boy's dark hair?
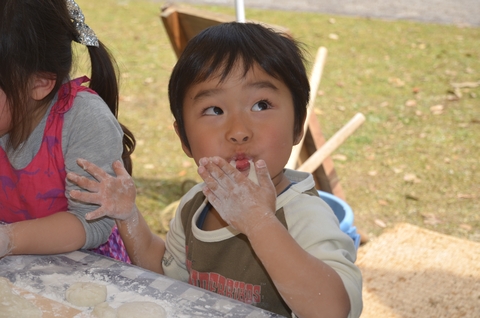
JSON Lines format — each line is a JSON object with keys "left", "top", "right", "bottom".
{"left": 0, "top": 0, "right": 135, "bottom": 174}
{"left": 169, "top": 22, "right": 310, "bottom": 152}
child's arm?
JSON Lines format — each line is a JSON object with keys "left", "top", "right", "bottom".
{"left": 0, "top": 213, "right": 86, "bottom": 257}
{"left": 68, "top": 159, "right": 166, "bottom": 274}
{"left": 198, "top": 157, "right": 352, "bottom": 318}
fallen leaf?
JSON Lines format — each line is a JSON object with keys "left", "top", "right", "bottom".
{"left": 450, "top": 81, "right": 480, "bottom": 88}
{"left": 182, "top": 160, "right": 193, "bottom": 168}
{"left": 328, "top": 33, "right": 339, "bottom": 40}
{"left": 405, "top": 99, "right": 417, "bottom": 107}
{"left": 430, "top": 104, "right": 444, "bottom": 115}
{"left": 388, "top": 77, "right": 405, "bottom": 87}
{"left": 393, "top": 168, "right": 403, "bottom": 174}
{"left": 404, "top": 173, "right": 421, "bottom": 183}
{"left": 178, "top": 170, "right": 187, "bottom": 177}
{"left": 368, "top": 170, "right": 378, "bottom": 176}
{"left": 421, "top": 213, "right": 442, "bottom": 225}
{"left": 378, "top": 200, "right": 388, "bottom": 206}
{"left": 374, "top": 219, "right": 387, "bottom": 228}
{"left": 144, "top": 164, "right": 155, "bottom": 170}
{"left": 459, "top": 224, "right": 472, "bottom": 231}
{"left": 457, "top": 193, "right": 474, "bottom": 199}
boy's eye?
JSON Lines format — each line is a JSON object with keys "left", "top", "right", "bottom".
{"left": 252, "top": 100, "right": 271, "bottom": 112}
{"left": 203, "top": 106, "right": 224, "bottom": 115}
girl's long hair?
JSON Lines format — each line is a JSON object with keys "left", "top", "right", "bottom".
{"left": 0, "top": 0, "right": 135, "bottom": 174}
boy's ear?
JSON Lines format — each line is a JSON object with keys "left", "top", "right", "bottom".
{"left": 173, "top": 121, "right": 193, "bottom": 158}
{"left": 30, "top": 75, "right": 56, "bottom": 101}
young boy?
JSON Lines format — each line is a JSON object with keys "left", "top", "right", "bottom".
{"left": 68, "top": 22, "right": 363, "bottom": 317}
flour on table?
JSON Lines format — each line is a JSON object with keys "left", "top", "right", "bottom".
{"left": 116, "top": 301, "right": 167, "bottom": 318}
{"left": 66, "top": 282, "right": 107, "bottom": 307}
{"left": 0, "top": 277, "right": 42, "bottom": 318}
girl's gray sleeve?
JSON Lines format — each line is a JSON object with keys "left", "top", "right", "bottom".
{"left": 63, "top": 92, "right": 124, "bottom": 249}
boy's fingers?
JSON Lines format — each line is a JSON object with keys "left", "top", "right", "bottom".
{"left": 255, "top": 160, "right": 272, "bottom": 186}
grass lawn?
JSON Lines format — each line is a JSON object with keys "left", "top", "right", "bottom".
{"left": 76, "top": 0, "right": 480, "bottom": 242}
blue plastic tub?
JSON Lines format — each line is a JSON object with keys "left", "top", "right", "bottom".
{"left": 318, "top": 191, "right": 361, "bottom": 249}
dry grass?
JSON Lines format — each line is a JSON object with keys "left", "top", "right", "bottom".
{"left": 76, "top": 0, "right": 480, "bottom": 242}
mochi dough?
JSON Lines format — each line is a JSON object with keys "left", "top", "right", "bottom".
{"left": 230, "top": 160, "right": 259, "bottom": 185}
{"left": 92, "top": 302, "right": 116, "bottom": 318}
{"left": 117, "top": 301, "right": 167, "bottom": 318}
{"left": 0, "top": 277, "right": 42, "bottom": 318}
{"left": 247, "top": 160, "right": 259, "bottom": 185}
{"left": 65, "top": 282, "right": 107, "bottom": 307}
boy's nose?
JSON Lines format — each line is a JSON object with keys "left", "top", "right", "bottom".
{"left": 230, "top": 135, "right": 249, "bottom": 143}
{"left": 227, "top": 117, "right": 251, "bottom": 144}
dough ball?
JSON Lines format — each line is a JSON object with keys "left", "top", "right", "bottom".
{"left": 92, "top": 302, "right": 116, "bottom": 318}
{"left": 247, "top": 160, "right": 259, "bottom": 185}
{"left": 0, "top": 277, "right": 42, "bottom": 318}
{"left": 65, "top": 282, "right": 107, "bottom": 307}
{"left": 117, "top": 301, "right": 167, "bottom": 318}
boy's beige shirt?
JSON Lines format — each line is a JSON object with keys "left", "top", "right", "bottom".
{"left": 163, "top": 169, "right": 363, "bottom": 317}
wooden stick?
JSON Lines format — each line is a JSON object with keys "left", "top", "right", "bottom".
{"left": 286, "top": 46, "right": 328, "bottom": 169}
{"left": 297, "top": 113, "right": 366, "bottom": 174}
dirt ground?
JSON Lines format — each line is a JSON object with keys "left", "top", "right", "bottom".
{"left": 356, "top": 223, "right": 480, "bottom": 317}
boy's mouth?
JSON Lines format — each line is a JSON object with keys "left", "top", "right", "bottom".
{"left": 230, "top": 157, "right": 251, "bottom": 172}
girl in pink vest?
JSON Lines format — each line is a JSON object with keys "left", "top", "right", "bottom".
{"left": 0, "top": 0, "right": 135, "bottom": 263}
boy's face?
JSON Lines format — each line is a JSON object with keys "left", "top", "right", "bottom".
{"left": 177, "top": 62, "right": 302, "bottom": 189}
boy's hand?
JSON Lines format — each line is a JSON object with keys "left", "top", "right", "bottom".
{"left": 67, "top": 159, "right": 137, "bottom": 221}
{"left": 197, "top": 157, "right": 277, "bottom": 237}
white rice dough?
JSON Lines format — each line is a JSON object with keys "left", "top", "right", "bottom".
{"left": 116, "top": 301, "right": 167, "bottom": 318}
{"left": 247, "top": 160, "right": 259, "bottom": 185}
{"left": 92, "top": 302, "right": 117, "bottom": 318}
{"left": 0, "top": 277, "right": 42, "bottom": 318}
{"left": 65, "top": 282, "right": 107, "bottom": 307}
{"left": 230, "top": 160, "right": 259, "bottom": 185}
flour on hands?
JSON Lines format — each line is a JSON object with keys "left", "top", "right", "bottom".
{"left": 198, "top": 157, "right": 276, "bottom": 237}
{"left": 67, "top": 159, "right": 137, "bottom": 221}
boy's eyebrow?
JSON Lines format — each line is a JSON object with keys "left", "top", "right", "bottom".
{"left": 193, "top": 80, "right": 279, "bottom": 100}
{"left": 248, "top": 80, "right": 279, "bottom": 91}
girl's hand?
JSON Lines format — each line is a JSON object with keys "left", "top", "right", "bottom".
{"left": 0, "top": 224, "right": 12, "bottom": 258}
{"left": 197, "top": 157, "right": 277, "bottom": 237}
{"left": 67, "top": 159, "right": 137, "bottom": 221}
